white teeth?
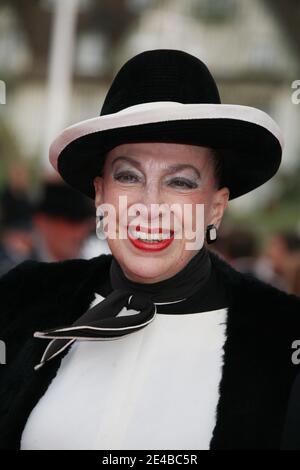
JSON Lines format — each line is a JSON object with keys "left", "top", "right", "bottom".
{"left": 128, "top": 227, "right": 172, "bottom": 242}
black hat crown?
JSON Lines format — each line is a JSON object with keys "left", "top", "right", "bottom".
{"left": 51, "top": 48, "right": 282, "bottom": 202}
{"left": 101, "top": 49, "right": 221, "bottom": 116}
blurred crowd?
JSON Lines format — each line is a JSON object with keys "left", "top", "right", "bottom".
{"left": 1, "top": 168, "right": 300, "bottom": 298}
{"left": 211, "top": 226, "right": 300, "bottom": 296}
{"left": 0, "top": 166, "right": 110, "bottom": 277}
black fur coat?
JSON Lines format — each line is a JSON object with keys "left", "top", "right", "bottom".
{"left": 0, "top": 250, "right": 300, "bottom": 450}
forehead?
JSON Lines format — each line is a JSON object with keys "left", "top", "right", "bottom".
{"left": 104, "top": 142, "right": 213, "bottom": 169}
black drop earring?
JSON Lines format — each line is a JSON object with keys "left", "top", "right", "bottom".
{"left": 206, "top": 224, "right": 217, "bottom": 244}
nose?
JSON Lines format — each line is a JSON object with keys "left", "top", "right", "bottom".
{"left": 135, "top": 182, "right": 168, "bottom": 227}
{"left": 138, "top": 179, "right": 163, "bottom": 211}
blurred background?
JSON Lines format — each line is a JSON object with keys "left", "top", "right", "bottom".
{"left": 0, "top": 0, "right": 300, "bottom": 295}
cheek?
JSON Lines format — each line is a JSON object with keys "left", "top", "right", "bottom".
{"left": 102, "top": 180, "right": 138, "bottom": 204}
{"left": 180, "top": 190, "right": 214, "bottom": 231}
{"left": 102, "top": 183, "right": 144, "bottom": 227}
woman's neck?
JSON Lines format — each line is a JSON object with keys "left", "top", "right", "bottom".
{"left": 109, "top": 246, "right": 212, "bottom": 303}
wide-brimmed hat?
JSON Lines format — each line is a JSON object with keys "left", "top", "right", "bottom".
{"left": 49, "top": 49, "right": 283, "bottom": 200}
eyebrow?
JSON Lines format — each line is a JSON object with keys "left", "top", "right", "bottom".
{"left": 111, "top": 156, "right": 142, "bottom": 170}
{"left": 111, "top": 156, "right": 201, "bottom": 178}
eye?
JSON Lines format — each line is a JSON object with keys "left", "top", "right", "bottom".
{"left": 167, "top": 177, "right": 199, "bottom": 189}
{"left": 114, "top": 171, "right": 142, "bottom": 184}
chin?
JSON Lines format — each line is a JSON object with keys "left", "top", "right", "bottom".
{"left": 111, "top": 247, "right": 173, "bottom": 284}
{"left": 109, "top": 237, "right": 187, "bottom": 282}
{"left": 124, "top": 256, "right": 172, "bottom": 283}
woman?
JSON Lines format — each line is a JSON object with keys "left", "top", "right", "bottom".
{"left": 1, "top": 49, "right": 300, "bottom": 450}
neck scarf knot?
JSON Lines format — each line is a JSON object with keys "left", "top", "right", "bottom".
{"left": 34, "top": 246, "right": 211, "bottom": 370}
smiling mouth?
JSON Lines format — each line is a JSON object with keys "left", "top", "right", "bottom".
{"left": 127, "top": 225, "right": 174, "bottom": 242}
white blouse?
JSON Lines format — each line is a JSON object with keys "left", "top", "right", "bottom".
{"left": 21, "top": 293, "right": 227, "bottom": 450}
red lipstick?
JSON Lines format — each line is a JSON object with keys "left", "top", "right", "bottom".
{"left": 127, "top": 225, "right": 174, "bottom": 252}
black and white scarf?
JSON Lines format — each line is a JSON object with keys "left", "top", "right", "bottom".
{"left": 33, "top": 246, "right": 225, "bottom": 370}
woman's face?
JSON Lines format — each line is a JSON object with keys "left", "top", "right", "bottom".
{"left": 94, "top": 142, "right": 229, "bottom": 283}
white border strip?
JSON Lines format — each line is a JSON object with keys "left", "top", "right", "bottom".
{"left": 34, "top": 338, "right": 76, "bottom": 370}
{"left": 49, "top": 101, "right": 284, "bottom": 171}
{"left": 33, "top": 310, "right": 156, "bottom": 337}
